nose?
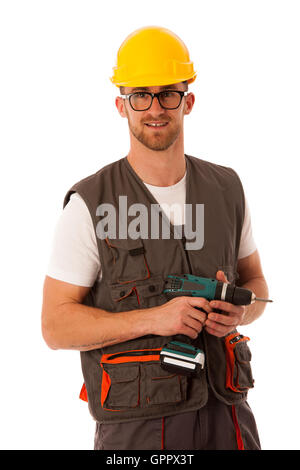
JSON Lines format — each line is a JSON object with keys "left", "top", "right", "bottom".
{"left": 149, "top": 95, "right": 164, "bottom": 112}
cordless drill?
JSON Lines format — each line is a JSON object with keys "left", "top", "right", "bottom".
{"left": 160, "top": 274, "right": 272, "bottom": 377}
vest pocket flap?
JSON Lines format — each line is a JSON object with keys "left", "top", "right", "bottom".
{"left": 106, "top": 364, "right": 139, "bottom": 383}
{"left": 135, "top": 275, "right": 165, "bottom": 299}
{"left": 234, "top": 342, "right": 252, "bottom": 363}
{"left": 109, "top": 275, "right": 165, "bottom": 304}
{"left": 110, "top": 283, "right": 136, "bottom": 301}
{"left": 106, "top": 237, "right": 144, "bottom": 252}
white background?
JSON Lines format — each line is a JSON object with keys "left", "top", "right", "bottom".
{"left": 0, "top": 0, "right": 299, "bottom": 450}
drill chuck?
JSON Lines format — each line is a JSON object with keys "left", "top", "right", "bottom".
{"left": 215, "top": 282, "right": 254, "bottom": 305}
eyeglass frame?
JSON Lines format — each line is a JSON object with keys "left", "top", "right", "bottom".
{"left": 120, "top": 90, "right": 189, "bottom": 111}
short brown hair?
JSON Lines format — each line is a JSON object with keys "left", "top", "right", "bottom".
{"left": 119, "top": 81, "right": 188, "bottom": 95}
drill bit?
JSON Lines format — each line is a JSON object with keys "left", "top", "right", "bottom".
{"left": 250, "top": 292, "right": 273, "bottom": 304}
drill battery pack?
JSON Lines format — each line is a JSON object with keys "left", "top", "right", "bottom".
{"left": 160, "top": 340, "right": 205, "bottom": 377}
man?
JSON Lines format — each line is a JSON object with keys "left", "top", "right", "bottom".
{"left": 42, "top": 26, "right": 269, "bottom": 450}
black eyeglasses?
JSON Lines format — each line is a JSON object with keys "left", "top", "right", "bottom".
{"left": 120, "top": 90, "right": 189, "bottom": 111}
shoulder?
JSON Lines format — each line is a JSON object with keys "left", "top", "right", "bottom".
{"left": 186, "top": 155, "right": 238, "bottom": 182}
{"left": 63, "top": 157, "right": 125, "bottom": 208}
{"left": 186, "top": 154, "right": 242, "bottom": 187}
{"left": 70, "top": 157, "right": 125, "bottom": 191}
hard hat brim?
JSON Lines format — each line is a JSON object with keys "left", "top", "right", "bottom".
{"left": 110, "top": 73, "right": 197, "bottom": 88}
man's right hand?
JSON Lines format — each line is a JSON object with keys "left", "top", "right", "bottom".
{"left": 150, "top": 297, "right": 213, "bottom": 339}
{"left": 42, "top": 276, "right": 212, "bottom": 351}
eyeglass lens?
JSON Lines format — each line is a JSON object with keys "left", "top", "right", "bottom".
{"left": 130, "top": 91, "right": 183, "bottom": 111}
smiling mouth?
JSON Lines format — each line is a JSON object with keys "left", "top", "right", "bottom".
{"left": 145, "top": 122, "right": 168, "bottom": 128}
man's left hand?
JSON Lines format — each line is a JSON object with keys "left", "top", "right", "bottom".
{"left": 204, "top": 270, "right": 246, "bottom": 337}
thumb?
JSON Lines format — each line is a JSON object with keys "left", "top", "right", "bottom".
{"left": 216, "top": 270, "right": 229, "bottom": 284}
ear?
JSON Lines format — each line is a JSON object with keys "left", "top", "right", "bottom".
{"left": 115, "top": 96, "right": 127, "bottom": 118}
{"left": 184, "top": 92, "right": 195, "bottom": 116}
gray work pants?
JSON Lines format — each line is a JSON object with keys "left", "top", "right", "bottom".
{"left": 94, "top": 389, "right": 260, "bottom": 450}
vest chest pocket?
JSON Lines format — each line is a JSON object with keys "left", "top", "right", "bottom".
{"left": 104, "top": 237, "right": 150, "bottom": 283}
{"left": 109, "top": 275, "right": 166, "bottom": 310}
{"left": 225, "top": 333, "right": 254, "bottom": 393}
{"left": 100, "top": 349, "right": 187, "bottom": 411}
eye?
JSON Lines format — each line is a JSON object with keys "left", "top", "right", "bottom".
{"left": 135, "top": 92, "right": 147, "bottom": 98}
{"left": 161, "top": 91, "right": 175, "bottom": 98}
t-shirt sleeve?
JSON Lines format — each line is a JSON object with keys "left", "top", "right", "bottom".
{"left": 238, "top": 197, "right": 257, "bottom": 259}
{"left": 46, "top": 192, "right": 101, "bottom": 286}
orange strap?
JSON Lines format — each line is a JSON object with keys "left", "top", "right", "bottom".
{"left": 161, "top": 417, "right": 165, "bottom": 450}
{"left": 232, "top": 405, "right": 245, "bottom": 450}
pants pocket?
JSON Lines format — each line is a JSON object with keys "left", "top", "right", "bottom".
{"left": 225, "top": 333, "right": 254, "bottom": 393}
{"left": 100, "top": 348, "right": 187, "bottom": 412}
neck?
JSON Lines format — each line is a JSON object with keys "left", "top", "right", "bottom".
{"left": 126, "top": 133, "right": 186, "bottom": 187}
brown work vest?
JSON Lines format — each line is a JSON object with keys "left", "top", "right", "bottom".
{"left": 63, "top": 154, "right": 254, "bottom": 424}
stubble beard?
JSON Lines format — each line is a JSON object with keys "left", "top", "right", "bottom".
{"left": 127, "top": 114, "right": 181, "bottom": 152}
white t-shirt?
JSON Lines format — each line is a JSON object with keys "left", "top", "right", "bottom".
{"left": 47, "top": 172, "right": 257, "bottom": 287}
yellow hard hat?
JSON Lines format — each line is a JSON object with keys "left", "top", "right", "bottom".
{"left": 110, "top": 26, "right": 197, "bottom": 87}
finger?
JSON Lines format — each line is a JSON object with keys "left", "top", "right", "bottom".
{"left": 207, "top": 312, "right": 239, "bottom": 327}
{"left": 181, "top": 324, "right": 201, "bottom": 339}
{"left": 205, "top": 319, "right": 229, "bottom": 335}
{"left": 184, "top": 316, "right": 204, "bottom": 334}
{"left": 209, "top": 300, "right": 244, "bottom": 315}
{"left": 188, "top": 307, "right": 207, "bottom": 324}
{"left": 215, "top": 270, "right": 229, "bottom": 284}
{"left": 187, "top": 297, "right": 213, "bottom": 313}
